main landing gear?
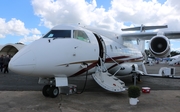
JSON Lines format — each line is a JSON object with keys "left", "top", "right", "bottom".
{"left": 42, "top": 85, "right": 59, "bottom": 98}
{"left": 132, "top": 73, "right": 141, "bottom": 85}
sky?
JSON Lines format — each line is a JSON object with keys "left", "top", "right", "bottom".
{"left": 0, "top": 0, "right": 180, "bottom": 51}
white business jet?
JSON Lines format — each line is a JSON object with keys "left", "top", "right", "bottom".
{"left": 169, "top": 54, "right": 180, "bottom": 65}
{"left": 9, "top": 24, "right": 180, "bottom": 98}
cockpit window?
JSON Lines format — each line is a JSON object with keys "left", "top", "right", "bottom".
{"left": 73, "top": 30, "right": 90, "bottom": 43}
{"left": 43, "top": 30, "right": 71, "bottom": 38}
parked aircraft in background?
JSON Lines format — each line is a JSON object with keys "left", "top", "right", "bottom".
{"left": 8, "top": 24, "right": 180, "bottom": 98}
{"left": 169, "top": 54, "right": 180, "bottom": 65}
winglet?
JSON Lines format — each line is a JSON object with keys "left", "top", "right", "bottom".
{"left": 121, "top": 24, "right": 168, "bottom": 32}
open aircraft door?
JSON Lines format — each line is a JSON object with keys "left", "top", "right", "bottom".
{"left": 92, "top": 33, "right": 126, "bottom": 92}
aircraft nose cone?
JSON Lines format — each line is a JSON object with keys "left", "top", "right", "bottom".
{"left": 9, "top": 50, "right": 36, "bottom": 75}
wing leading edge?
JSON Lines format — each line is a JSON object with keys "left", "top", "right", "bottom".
{"left": 121, "top": 24, "right": 168, "bottom": 32}
{"left": 121, "top": 31, "right": 180, "bottom": 40}
{"left": 121, "top": 25, "right": 180, "bottom": 40}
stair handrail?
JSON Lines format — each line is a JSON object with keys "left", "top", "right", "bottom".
{"left": 106, "top": 54, "right": 122, "bottom": 76}
{"left": 97, "top": 56, "right": 108, "bottom": 72}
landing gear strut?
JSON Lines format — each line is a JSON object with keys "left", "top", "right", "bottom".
{"left": 42, "top": 85, "right": 59, "bottom": 98}
{"left": 132, "top": 73, "right": 141, "bottom": 85}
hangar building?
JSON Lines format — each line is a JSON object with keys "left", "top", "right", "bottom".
{"left": 0, "top": 43, "right": 25, "bottom": 57}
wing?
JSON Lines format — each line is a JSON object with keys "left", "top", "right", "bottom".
{"left": 121, "top": 24, "right": 168, "bottom": 32}
{"left": 121, "top": 31, "right": 180, "bottom": 40}
{"left": 84, "top": 25, "right": 180, "bottom": 58}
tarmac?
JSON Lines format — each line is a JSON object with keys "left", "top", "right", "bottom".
{"left": 0, "top": 90, "right": 180, "bottom": 112}
{"left": 0, "top": 63, "right": 180, "bottom": 112}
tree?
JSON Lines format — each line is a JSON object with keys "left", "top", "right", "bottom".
{"left": 170, "top": 51, "right": 180, "bottom": 57}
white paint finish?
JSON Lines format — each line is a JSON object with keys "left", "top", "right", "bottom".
{"left": 9, "top": 24, "right": 143, "bottom": 77}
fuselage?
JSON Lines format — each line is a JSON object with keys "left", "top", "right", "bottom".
{"left": 9, "top": 24, "right": 143, "bottom": 77}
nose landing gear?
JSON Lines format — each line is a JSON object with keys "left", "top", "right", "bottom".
{"left": 42, "top": 85, "right": 59, "bottom": 98}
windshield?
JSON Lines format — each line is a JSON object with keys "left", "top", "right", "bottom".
{"left": 43, "top": 30, "right": 71, "bottom": 38}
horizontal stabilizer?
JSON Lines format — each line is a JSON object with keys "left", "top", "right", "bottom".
{"left": 121, "top": 24, "right": 168, "bottom": 32}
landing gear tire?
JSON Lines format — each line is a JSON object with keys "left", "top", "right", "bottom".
{"left": 42, "top": 85, "right": 50, "bottom": 97}
{"left": 49, "top": 86, "right": 59, "bottom": 98}
{"left": 42, "top": 85, "right": 59, "bottom": 98}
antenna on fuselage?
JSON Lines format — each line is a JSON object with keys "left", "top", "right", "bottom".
{"left": 121, "top": 24, "right": 168, "bottom": 32}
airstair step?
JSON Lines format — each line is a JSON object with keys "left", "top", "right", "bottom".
{"left": 92, "top": 72, "right": 126, "bottom": 92}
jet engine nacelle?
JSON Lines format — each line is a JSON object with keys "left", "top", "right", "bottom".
{"left": 109, "top": 63, "right": 136, "bottom": 76}
{"left": 149, "top": 34, "right": 170, "bottom": 58}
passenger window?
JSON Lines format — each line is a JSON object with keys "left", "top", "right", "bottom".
{"left": 43, "top": 30, "right": 71, "bottom": 38}
{"left": 73, "top": 30, "right": 90, "bottom": 42}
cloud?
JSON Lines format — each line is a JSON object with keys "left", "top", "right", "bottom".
{"left": 1, "top": 0, "right": 180, "bottom": 45}
{"left": 0, "top": 18, "right": 29, "bottom": 38}
{"left": 31, "top": 0, "right": 125, "bottom": 31}
{"left": 171, "top": 47, "right": 180, "bottom": 51}
{"left": 18, "top": 28, "right": 42, "bottom": 44}
{"left": 19, "top": 34, "right": 42, "bottom": 44}
{"left": 32, "top": 0, "right": 97, "bottom": 28}
{"left": 0, "top": 18, "right": 42, "bottom": 44}
{"left": 30, "top": 28, "right": 41, "bottom": 35}
{"left": 31, "top": 0, "right": 180, "bottom": 31}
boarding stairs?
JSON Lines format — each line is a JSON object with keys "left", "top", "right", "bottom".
{"left": 92, "top": 56, "right": 126, "bottom": 92}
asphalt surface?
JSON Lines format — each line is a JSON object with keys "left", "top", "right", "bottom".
{"left": 0, "top": 63, "right": 179, "bottom": 91}
{"left": 0, "top": 63, "right": 180, "bottom": 112}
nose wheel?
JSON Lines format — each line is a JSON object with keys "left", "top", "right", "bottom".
{"left": 42, "top": 85, "right": 59, "bottom": 98}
